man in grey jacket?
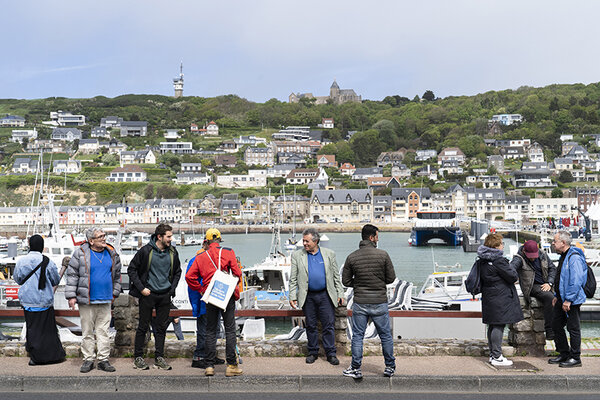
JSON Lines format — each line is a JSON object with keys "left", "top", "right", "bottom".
{"left": 66, "top": 228, "right": 122, "bottom": 373}
{"left": 342, "top": 224, "right": 396, "bottom": 379}
{"left": 289, "top": 228, "right": 344, "bottom": 365}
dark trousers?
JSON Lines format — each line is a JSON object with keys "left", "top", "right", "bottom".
{"left": 134, "top": 292, "right": 171, "bottom": 358}
{"left": 206, "top": 298, "right": 237, "bottom": 366}
{"left": 24, "top": 308, "right": 66, "bottom": 365}
{"left": 530, "top": 284, "right": 555, "bottom": 334}
{"left": 302, "top": 289, "right": 336, "bottom": 357}
{"left": 552, "top": 300, "right": 581, "bottom": 360}
{"left": 193, "top": 313, "right": 207, "bottom": 359}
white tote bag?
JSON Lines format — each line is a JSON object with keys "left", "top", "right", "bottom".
{"left": 201, "top": 248, "right": 239, "bottom": 310}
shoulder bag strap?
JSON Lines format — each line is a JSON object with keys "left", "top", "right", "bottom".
{"left": 21, "top": 256, "right": 50, "bottom": 289}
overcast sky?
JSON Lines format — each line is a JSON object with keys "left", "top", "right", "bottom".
{"left": 1, "top": 1, "right": 599, "bottom": 102}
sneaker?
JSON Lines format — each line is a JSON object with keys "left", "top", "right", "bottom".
{"left": 80, "top": 360, "right": 95, "bottom": 373}
{"left": 490, "top": 355, "right": 513, "bottom": 366}
{"left": 191, "top": 358, "right": 209, "bottom": 369}
{"left": 383, "top": 366, "right": 395, "bottom": 377}
{"left": 98, "top": 360, "right": 116, "bottom": 372}
{"left": 343, "top": 366, "right": 363, "bottom": 379}
{"left": 327, "top": 355, "right": 340, "bottom": 365}
{"left": 305, "top": 354, "right": 318, "bottom": 364}
{"left": 225, "top": 364, "right": 243, "bottom": 377}
{"left": 133, "top": 357, "right": 149, "bottom": 370}
{"left": 153, "top": 357, "right": 172, "bottom": 370}
{"left": 215, "top": 357, "right": 226, "bottom": 365}
{"left": 205, "top": 367, "right": 215, "bottom": 376}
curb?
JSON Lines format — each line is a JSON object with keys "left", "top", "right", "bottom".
{"left": 2, "top": 375, "right": 600, "bottom": 393}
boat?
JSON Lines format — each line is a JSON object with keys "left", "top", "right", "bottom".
{"left": 410, "top": 211, "right": 462, "bottom": 247}
{"left": 242, "top": 215, "right": 292, "bottom": 309}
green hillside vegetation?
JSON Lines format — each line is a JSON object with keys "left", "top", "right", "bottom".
{"left": 1, "top": 82, "right": 600, "bottom": 205}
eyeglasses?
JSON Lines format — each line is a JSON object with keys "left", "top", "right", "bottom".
{"left": 93, "top": 234, "right": 106, "bottom": 240}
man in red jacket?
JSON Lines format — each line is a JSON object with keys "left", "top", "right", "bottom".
{"left": 186, "top": 228, "right": 243, "bottom": 377}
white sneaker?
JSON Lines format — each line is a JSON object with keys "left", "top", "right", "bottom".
{"left": 490, "top": 355, "right": 513, "bottom": 366}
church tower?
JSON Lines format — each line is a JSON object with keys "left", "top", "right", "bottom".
{"left": 173, "top": 62, "right": 184, "bottom": 98}
{"left": 329, "top": 79, "right": 340, "bottom": 103}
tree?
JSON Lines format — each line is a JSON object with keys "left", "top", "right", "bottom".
{"left": 551, "top": 188, "right": 563, "bottom": 198}
{"left": 372, "top": 119, "right": 397, "bottom": 149}
{"left": 156, "top": 185, "right": 178, "bottom": 199}
{"left": 422, "top": 90, "right": 436, "bottom": 102}
{"left": 558, "top": 170, "right": 574, "bottom": 183}
{"left": 144, "top": 184, "right": 155, "bottom": 199}
{"left": 350, "top": 129, "right": 385, "bottom": 167}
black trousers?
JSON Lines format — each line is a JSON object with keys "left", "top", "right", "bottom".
{"left": 552, "top": 300, "right": 581, "bottom": 360}
{"left": 530, "top": 284, "right": 555, "bottom": 334}
{"left": 24, "top": 308, "right": 66, "bottom": 364}
{"left": 134, "top": 292, "right": 171, "bottom": 358}
{"left": 205, "top": 297, "right": 237, "bottom": 366}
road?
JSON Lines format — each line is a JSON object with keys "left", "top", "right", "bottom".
{"left": 5, "top": 394, "right": 600, "bottom": 400}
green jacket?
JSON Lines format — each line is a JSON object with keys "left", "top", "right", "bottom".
{"left": 289, "top": 247, "right": 344, "bottom": 308}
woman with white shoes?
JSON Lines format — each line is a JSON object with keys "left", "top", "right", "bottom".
{"left": 477, "top": 233, "right": 523, "bottom": 366}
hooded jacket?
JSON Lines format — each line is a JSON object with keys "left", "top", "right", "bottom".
{"left": 510, "top": 245, "right": 556, "bottom": 303}
{"left": 14, "top": 251, "right": 61, "bottom": 308}
{"left": 342, "top": 240, "right": 396, "bottom": 304}
{"left": 65, "top": 242, "right": 122, "bottom": 304}
{"left": 558, "top": 246, "right": 587, "bottom": 305}
{"left": 477, "top": 245, "right": 524, "bottom": 325}
{"left": 127, "top": 235, "right": 181, "bottom": 298}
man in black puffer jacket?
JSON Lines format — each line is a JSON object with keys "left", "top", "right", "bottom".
{"left": 342, "top": 224, "right": 396, "bottom": 380}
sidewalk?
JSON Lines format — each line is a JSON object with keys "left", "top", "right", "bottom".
{"left": 2, "top": 356, "right": 600, "bottom": 393}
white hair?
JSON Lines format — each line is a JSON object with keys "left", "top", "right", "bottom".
{"left": 557, "top": 230, "right": 572, "bottom": 246}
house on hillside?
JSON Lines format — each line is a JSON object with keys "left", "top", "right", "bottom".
{"left": 317, "top": 154, "right": 337, "bottom": 168}
{"left": 52, "top": 127, "right": 82, "bottom": 141}
{"left": 107, "top": 165, "right": 147, "bottom": 182}
{"left": 120, "top": 121, "right": 147, "bottom": 137}
{"left": 53, "top": 160, "right": 81, "bottom": 174}
{"left": 437, "top": 148, "right": 465, "bottom": 165}
{"left": 215, "top": 155, "right": 237, "bottom": 168}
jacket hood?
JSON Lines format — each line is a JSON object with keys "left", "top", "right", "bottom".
{"left": 149, "top": 234, "right": 162, "bottom": 251}
{"left": 568, "top": 245, "right": 585, "bottom": 259}
{"left": 477, "top": 245, "right": 504, "bottom": 260}
{"left": 358, "top": 240, "right": 377, "bottom": 249}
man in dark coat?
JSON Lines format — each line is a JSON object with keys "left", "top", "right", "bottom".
{"left": 510, "top": 240, "right": 556, "bottom": 340}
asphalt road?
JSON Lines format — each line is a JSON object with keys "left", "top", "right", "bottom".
{"left": 5, "top": 394, "right": 600, "bottom": 400}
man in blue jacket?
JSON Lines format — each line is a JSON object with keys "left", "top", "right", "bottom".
{"left": 549, "top": 231, "right": 587, "bottom": 368}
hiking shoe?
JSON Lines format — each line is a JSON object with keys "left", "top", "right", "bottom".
{"left": 225, "top": 364, "right": 243, "bottom": 377}
{"left": 490, "top": 355, "right": 513, "bottom": 366}
{"left": 153, "top": 357, "right": 172, "bottom": 370}
{"left": 383, "top": 366, "right": 395, "bottom": 377}
{"left": 80, "top": 360, "right": 95, "bottom": 373}
{"left": 215, "top": 357, "right": 225, "bottom": 365}
{"left": 133, "top": 357, "right": 149, "bottom": 370}
{"left": 327, "top": 355, "right": 340, "bottom": 365}
{"left": 98, "top": 360, "right": 116, "bottom": 372}
{"left": 205, "top": 367, "right": 215, "bottom": 376}
{"left": 191, "top": 358, "right": 209, "bottom": 369}
{"left": 305, "top": 354, "right": 318, "bottom": 364}
{"left": 343, "top": 366, "right": 363, "bottom": 379}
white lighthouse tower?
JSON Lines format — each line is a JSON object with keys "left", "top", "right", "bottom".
{"left": 173, "top": 62, "right": 184, "bottom": 98}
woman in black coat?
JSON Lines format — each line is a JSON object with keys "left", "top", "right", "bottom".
{"left": 477, "top": 233, "right": 523, "bottom": 366}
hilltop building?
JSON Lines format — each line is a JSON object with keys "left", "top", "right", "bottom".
{"left": 289, "top": 79, "right": 361, "bottom": 105}
{"left": 173, "top": 62, "right": 184, "bottom": 98}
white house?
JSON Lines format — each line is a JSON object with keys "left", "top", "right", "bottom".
{"left": 78, "top": 139, "right": 100, "bottom": 154}
{"left": 1, "top": 115, "right": 26, "bottom": 127}
{"left": 107, "top": 165, "right": 147, "bottom": 182}
{"left": 52, "top": 127, "right": 82, "bottom": 141}
{"left": 10, "top": 128, "right": 37, "bottom": 143}
{"left": 120, "top": 150, "right": 156, "bottom": 166}
{"left": 49, "top": 111, "right": 86, "bottom": 126}
{"left": 416, "top": 149, "right": 437, "bottom": 162}
{"left": 489, "top": 114, "right": 523, "bottom": 126}
{"left": 100, "top": 116, "right": 123, "bottom": 128}
{"left": 321, "top": 118, "right": 334, "bottom": 129}
{"left": 437, "top": 148, "right": 465, "bottom": 165}
{"left": 164, "top": 129, "right": 181, "bottom": 140}
{"left": 181, "top": 163, "right": 202, "bottom": 173}
{"left": 527, "top": 142, "right": 544, "bottom": 163}
{"left": 53, "top": 160, "right": 82, "bottom": 174}
{"left": 120, "top": 121, "right": 148, "bottom": 137}
{"left": 216, "top": 170, "right": 267, "bottom": 188}
{"left": 12, "top": 158, "right": 38, "bottom": 174}
{"left": 175, "top": 172, "right": 212, "bottom": 185}
{"left": 206, "top": 121, "right": 219, "bottom": 136}
{"left": 286, "top": 168, "right": 328, "bottom": 185}
{"left": 160, "top": 142, "right": 193, "bottom": 155}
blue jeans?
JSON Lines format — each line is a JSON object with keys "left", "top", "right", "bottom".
{"left": 193, "top": 313, "right": 207, "bottom": 359}
{"left": 351, "top": 302, "right": 395, "bottom": 369}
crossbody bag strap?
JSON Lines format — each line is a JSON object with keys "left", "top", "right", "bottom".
{"left": 21, "top": 256, "right": 50, "bottom": 288}
{"left": 205, "top": 248, "right": 224, "bottom": 271}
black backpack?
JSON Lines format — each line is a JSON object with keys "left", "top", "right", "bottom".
{"left": 465, "top": 259, "right": 485, "bottom": 296}
{"left": 583, "top": 266, "right": 597, "bottom": 299}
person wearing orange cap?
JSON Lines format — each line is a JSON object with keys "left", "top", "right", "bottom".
{"left": 186, "top": 228, "right": 243, "bottom": 377}
{"left": 509, "top": 239, "right": 557, "bottom": 340}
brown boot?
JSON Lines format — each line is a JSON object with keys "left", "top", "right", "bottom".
{"left": 225, "top": 364, "right": 243, "bottom": 377}
{"left": 205, "top": 367, "right": 214, "bottom": 376}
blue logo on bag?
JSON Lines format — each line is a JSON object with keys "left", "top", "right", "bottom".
{"left": 211, "top": 281, "right": 229, "bottom": 302}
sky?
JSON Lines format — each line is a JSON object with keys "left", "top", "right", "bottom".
{"left": 1, "top": 0, "right": 599, "bottom": 102}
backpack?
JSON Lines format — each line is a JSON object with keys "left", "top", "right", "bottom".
{"left": 583, "top": 266, "right": 597, "bottom": 299}
{"left": 465, "top": 259, "right": 484, "bottom": 296}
